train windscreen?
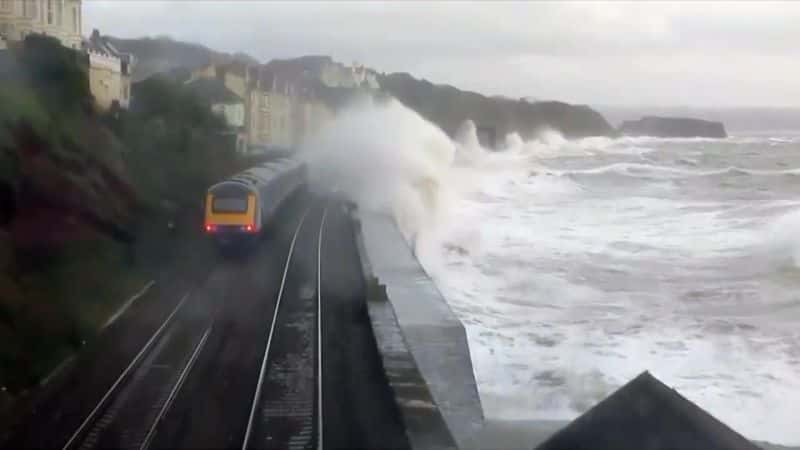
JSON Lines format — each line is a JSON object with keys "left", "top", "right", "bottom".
{"left": 212, "top": 197, "right": 248, "bottom": 213}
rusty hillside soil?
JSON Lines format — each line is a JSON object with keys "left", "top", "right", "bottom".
{"left": 0, "top": 35, "right": 250, "bottom": 409}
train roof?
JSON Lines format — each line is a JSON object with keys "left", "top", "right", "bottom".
{"left": 217, "top": 157, "right": 305, "bottom": 189}
{"left": 208, "top": 179, "right": 257, "bottom": 194}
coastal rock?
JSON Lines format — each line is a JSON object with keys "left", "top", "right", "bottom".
{"left": 379, "top": 72, "right": 617, "bottom": 141}
{"left": 619, "top": 116, "right": 727, "bottom": 138}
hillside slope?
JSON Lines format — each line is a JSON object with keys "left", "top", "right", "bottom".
{"left": 378, "top": 72, "right": 616, "bottom": 140}
{"left": 0, "top": 35, "right": 243, "bottom": 395}
{"left": 106, "top": 35, "right": 257, "bottom": 82}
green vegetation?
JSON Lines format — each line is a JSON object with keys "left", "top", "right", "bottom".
{"left": 16, "top": 35, "right": 91, "bottom": 112}
{"left": 111, "top": 75, "right": 238, "bottom": 209}
{"left": 0, "top": 35, "right": 240, "bottom": 396}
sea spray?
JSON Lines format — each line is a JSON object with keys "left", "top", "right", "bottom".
{"left": 301, "top": 96, "right": 456, "bottom": 249}
{"left": 302, "top": 99, "right": 584, "bottom": 251}
{"left": 759, "top": 209, "right": 800, "bottom": 270}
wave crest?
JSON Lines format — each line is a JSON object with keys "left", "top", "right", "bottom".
{"left": 301, "top": 96, "right": 455, "bottom": 244}
{"left": 758, "top": 210, "right": 800, "bottom": 270}
{"left": 542, "top": 163, "right": 800, "bottom": 180}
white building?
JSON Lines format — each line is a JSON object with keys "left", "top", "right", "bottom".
{"left": 211, "top": 102, "right": 245, "bottom": 129}
{"left": 320, "top": 60, "right": 379, "bottom": 89}
{"left": 83, "top": 29, "right": 134, "bottom": 110}
{"left": 185, "top": 77, "right": 248, "bottom": 153}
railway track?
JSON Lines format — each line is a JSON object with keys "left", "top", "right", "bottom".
{"left": 60, "top": 290, "right": 212, "bottom": 450}
{"left": 242, "top": 205, "right": 328, "bottom": 450}
{"left": 10, "top": 199, "right": 334, "bottom": 450}
{"left": 61, "top": 202, "right": 329, "bottom": 450}
{"left": 138, "top": 325, "right": 211, "bottom": 450}
{"left": 3, "top": 195, "right": 417, "bottom": 450}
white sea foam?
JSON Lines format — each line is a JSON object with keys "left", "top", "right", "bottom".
{"left": 757, "top": 209, "right": 800, "bottom": 270}
{"left": 429, "top": 128, "right": 800, "bottom": 445}
{"left": 303, "top": 99, "right": 800, "bottom": 445}
{"left": 301, "top": 96, "right": 456, "bottom": 248}
{"left": 537, "top": 162, "right": 800, "bottom": 179}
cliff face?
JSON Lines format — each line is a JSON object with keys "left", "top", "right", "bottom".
{"left": 377, "top": 72, "right": 617, "bottom": 142}
{"left": 619, "top": 116, "right": 727, "bottom": 138}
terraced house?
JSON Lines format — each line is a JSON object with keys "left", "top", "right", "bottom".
{"left": 0, "top": 0, "right": 82, "bottom": 49}
{"left": 83, "top": 29, "right": 135, "bottom": 110}
{"left": 1, "top": 1, "right": 133, "bottom": 111}
{"left": 188, "top": 60, "right": 332, "bottom": 154}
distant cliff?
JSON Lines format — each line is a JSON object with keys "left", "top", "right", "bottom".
{"left": 377, "top": 72, "right": 617, "bottom": 141}
{"left": 619, "top": 116, "right": 727, "bottom": 138}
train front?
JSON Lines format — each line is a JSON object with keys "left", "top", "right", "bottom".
{"left": 204, "top": 181, "right": 260, "bottom": 248}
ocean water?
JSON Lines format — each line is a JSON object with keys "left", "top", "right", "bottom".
{"left": 422, "top": 130, "right": 800, "bottom": 446}
{"left": 303, "top": 99, "right": 800, "bottom": 446}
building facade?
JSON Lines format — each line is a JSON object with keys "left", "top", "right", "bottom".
{"left": 212, "top": 101, "right": 246, "bottom": 153}
{"left": 0, "top": 1, "right": 131, "bottom": 112}
{"left": 208, "top": 64, "right": 296, "bottom": 151}
{"left": 0, "top": 0, "right": 82, "bottom": 49}
{"left": 211, "top": 102, "right": 245, "bottom": 129}
{"left": 83, "top": 29, "right": 134, "bottom": 110}
{"left": 219, "top": 62, "right": 248, "bottom": 99}
{"left": 320, "top": 60, "right": 379, "bottom": 89}
{"left": 246, "top": 72, "right": 294, "bottom": 150}
{"left": 189, "top": 61, "right": 334, "bottom": 154}
{"left": 185, "top": 75, "right": 247, "bottom": 154}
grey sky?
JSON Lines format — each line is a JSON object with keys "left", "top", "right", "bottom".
{"left": 84, "top": 1, "right": 800, "bottom": 107}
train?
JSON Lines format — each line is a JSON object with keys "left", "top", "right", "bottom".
{"left": 204, "top": 157, "right": 306, "bottom": 247}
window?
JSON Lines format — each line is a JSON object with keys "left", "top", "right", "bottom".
{"left": 23, "top": 0, "right": 38, "bottom": 18}
{"left": 46, "top": 0, "right": 53, "bottom": 25}
{"left": 0, "top": 0, "right": 11, "bottom": 12}
{"left": 56, "top": 0, "right": 62, "bottom": 26}
{"left": 72, "top": 7, "right": 77, "bottom": 32}
{"left": 212, "top": 197, "right": 248, "bottom": 214}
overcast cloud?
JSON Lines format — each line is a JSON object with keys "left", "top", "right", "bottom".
{"left": 84, "top": 1, "right": 800, "bottom": 107}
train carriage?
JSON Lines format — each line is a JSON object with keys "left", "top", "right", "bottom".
{"left": 204, "top": 158, "right": 306, "bottom": 248}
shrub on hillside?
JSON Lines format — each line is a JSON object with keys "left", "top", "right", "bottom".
{"left": 105, "top": 76, "right": 237, "bottom": 211}
{"left": 17, "top": 35, "right": 92, "bottom": 113}
{"left": 0, "top": 38, "right": 241, "bottom": 394}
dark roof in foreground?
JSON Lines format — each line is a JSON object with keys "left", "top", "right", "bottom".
{"left": 536, "top": 371, "right": 761, "bottom": 450}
